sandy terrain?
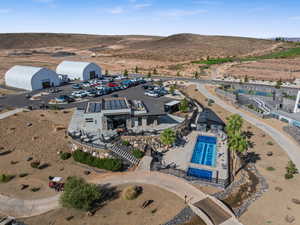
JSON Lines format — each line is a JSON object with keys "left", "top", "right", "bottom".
{"left": 224, "top": 58, "right": 300, "bottom": 81}
{"left": 0, "top": 109, "right": 91, "bottom": 199}
{"left": 0, "top": 33, "right": 286, "bottom": 83}
{"left": 22, "top": 184, "right": 186, "bottom": 225}
{"left": 183, "top": 85, "right": 300, "bottom": 225}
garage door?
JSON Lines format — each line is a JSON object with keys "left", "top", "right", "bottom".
{"left": 42, "top": 80, "right": 51, "bottom": 88}
{"left": 90, "top": 71, "right": 96, "bottom": 79}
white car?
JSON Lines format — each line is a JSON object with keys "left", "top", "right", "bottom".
{"left": 71, "top": 91, "right": 87, "bottom": 98}
{"left": 145, "top": 91, "right": 159, "bottom": 97}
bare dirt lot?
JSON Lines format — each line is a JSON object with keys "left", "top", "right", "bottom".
{"left": 183, "top": 84, "right": 300, "bottom": 225}
{"left": 22, "top": 184, "right": 186, "bottom": 225}
{"left": 225, "top": 58, "right": 300, "bottom": 81}
{"left": 0, "top": 109, "right": 90, "bottom": 199}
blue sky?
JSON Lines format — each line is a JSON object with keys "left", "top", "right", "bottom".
{"left": 0, "top": 0, "right": 300, "bottom": 38}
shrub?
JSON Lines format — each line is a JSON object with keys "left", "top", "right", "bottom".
{"left": 132, "top": 149, "right": 144, "bottom": 159}
{"left": 122, "top": 140, "right": 130, "bottom": 146}
{"left": 60, "top": 176, "right": 102, "bottom": 211}
{"left": 179, "top": 98, "right": 189, "bottom": 113}
{"left": 0, "top": 174, "right": 14, "bottom": 183}
{"left": 160, "top": 128, "right": 176, "bottom": 146}
{"left": 122, "top": 185, "right": 142, "bottom": 200}
{"left": 285, "top": 161, "right": 298, "bottom": 179}
{"left": 60, "top": 152, "right": 72, "bottom": 160}
{"left": 73, "top": 150, "right": 122, "bottom": 171}
{"left": 19, "top": 173, "right": 29, "bottom": 178}
{"left": 30, "top": 161, "right": 40, "bottom": 169}
{"left": 31, "top": 187, "right": 40, "bottom": 192}
{"left": 285, "top": 173, "right": 294, "bottom": 179}
{"left": 266, "top": 141, "right": 274, "bottom": 146}
{"left": 266, "top": 167, "right": 275, "bottom": 171}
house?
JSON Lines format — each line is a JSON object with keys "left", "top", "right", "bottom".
{"left": 56, "top": 60, "right": 102, "bottom": 81}
{"left": 196, "top": 108, "right": 225, "bottom": 131}
{"left": 5, "top": 65, "right": 60, "bottom": 91}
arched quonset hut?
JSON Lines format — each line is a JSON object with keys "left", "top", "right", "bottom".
{"left": 56, "top": 61, "right": 102, "bottom": 81}
{"left": 5, "top": 66, "right": 60, "bottom": 91}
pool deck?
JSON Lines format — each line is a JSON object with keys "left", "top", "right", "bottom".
{"left": 164, "top": 131, "right": 229, "bottom": 181}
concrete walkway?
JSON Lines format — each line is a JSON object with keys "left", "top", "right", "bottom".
{"left": 0, "top": 171, "right": 242, "bottom": 225}
{"left": 0, "top": 108, "right": 25, "bottom": 120}
{"left": 196, "top": 83, "right": 300, "bottom": 171}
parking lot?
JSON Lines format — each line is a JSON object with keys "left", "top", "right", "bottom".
{"left": 0, "top": 78, "right": 174, "bottom": 115}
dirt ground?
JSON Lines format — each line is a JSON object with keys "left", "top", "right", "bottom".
{"left": 0, "top": 109, "right": 91, "bottom": 199}
{"left": 183, "top": 84, "right": 300, "bottom": 225}
{"left": 22, "top": 183, "right": 186, "bottom": 225}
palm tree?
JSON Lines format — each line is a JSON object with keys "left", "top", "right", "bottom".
{"left": 160, "top": 129, "right": 176, "bottom": 147}
{"left": 225, "top": 114, "right": 248, "bottom": 177}
{"left": 225, "top": 114, "right": 243, "bottom": 137}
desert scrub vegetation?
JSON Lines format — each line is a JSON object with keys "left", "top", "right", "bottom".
{"left": 60, "top": 152, "right": 72, "bottom": 160}
{"left": 122, "top": 185, "right": 142, "bottom": 200}
{"left": 0, "top": 174, "right": 14, "bottom": 183}
{"left": 132, "top": 149, "right": 144, "bottom": 159}
{"left": 60, "top": 176, "right": 102, "bottom": 211}
{"left": 73, "top": 150, "right": 122, "bottom": 171}
{"left": 285, "top": 160, "right": 298, "bottom": 179}
{"left": 266, "top": 166, "right": 275, "bottom": 171}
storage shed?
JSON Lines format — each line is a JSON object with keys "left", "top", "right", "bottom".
{"left": 5, "top": 65, "right": 60, "bottom": 91}
{"left": 56, "top": 61, "right": 102, "bottom": 81}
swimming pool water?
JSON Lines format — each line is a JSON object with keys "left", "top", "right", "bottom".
{"left": 191, "top": 136, "right": 217, "bottom": 167}
{"left": 187, "top": 167, "right": 212, "bottom": 180}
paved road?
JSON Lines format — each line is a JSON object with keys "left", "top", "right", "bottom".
{"left": 0, "top": 108, "right": 25, "bottom": 120}
{"left": 196, "top": 83, "right": 300, "bottom": 171}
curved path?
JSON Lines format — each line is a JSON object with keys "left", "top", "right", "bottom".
{"left": 0, "top": 171, "right": 242, "bottom": 225}
{"left": 196, "top": 82, "right": 300, "bottom": 171}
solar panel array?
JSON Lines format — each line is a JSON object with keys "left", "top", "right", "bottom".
{"left": 104, "top": 99, "right": 128, "bottom": 110}
{"left": 86, "top": 102, "right": 102, "bottom": 113}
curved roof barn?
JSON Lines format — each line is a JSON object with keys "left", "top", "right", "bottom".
{"left": 5, "top": 65, "right": 60, "bottom": 91}
{"left": 56, "top": 60, "right": 102, "bottom": 81}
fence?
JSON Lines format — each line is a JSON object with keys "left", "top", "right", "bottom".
{"left": 158, "top": 168, "right": 231, "bottom": 188}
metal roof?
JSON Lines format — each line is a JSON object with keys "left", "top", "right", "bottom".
{"left": 86, "top": 102, "right": 102, "bottom": 113}
{"left": 103, "top": 98, "right": 129, "bottom": 110}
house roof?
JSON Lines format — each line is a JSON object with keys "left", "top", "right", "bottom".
{"left": 197, "top": 108, "right": 225, "bottom": 126}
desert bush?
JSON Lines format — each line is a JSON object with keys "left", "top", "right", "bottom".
{"left": 132, "top": 149, "right": 144, "bottom": 159}
{"left": 122, "top": 140, "right": 130, "bottom": 146}
{"left": 266, "top": 141, "right": 274, "bottom": 146}
{"left": 31, "top": 187, "right": 40, "bottom": 192}
{"left": 0, "top": 174, "right": 14, "bottom": 183}
{"left": 266, "top": 167, "right": 275, "bottom": 171}
{"left": 60, "top": 152, "right": 72, "bottom": 160}
{"left": 122, "top": 185, "right": 142, "bottom": 200}
{"left": 73, "top": 150, "right": 122, "bottom": 171}
{"left": 285, "top": 160, "right": 298, "bottom": 179}
{"left": 60, "top": 176, "right": 101, "bottom": 211}
{"left": 30, "top": 161, "right": 40, "bottom": 169}
{"left": 19, "top": 173, "right": 29, "bottom": 178}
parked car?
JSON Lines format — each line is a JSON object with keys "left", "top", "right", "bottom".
{"left": 108, "top": 82, "right": 119, "bottom": 88}
{"left": 71, "top": 84, "right": 82, "bottom": 89}
{"left": 86, "top": 89, "right": 98, "bottom": 97}
{"left": 71, "top": 91, "right": 87, "bottom": 98}
{"left": 82, "top": 82, "right": 91, "bottom": 88}
{"left": 48, "top": 88, "right": 60, "bottom": 93}
{"left": 145, "top": 91, "right": 159, "bottom": 97}
{"left": 55, "top": 95, "right": 74, "bottom": 103}
{"left": 112, "top": 94, "right": 119, "bottom": 98}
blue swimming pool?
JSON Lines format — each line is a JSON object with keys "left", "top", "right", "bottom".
{"left": 191, "top": 136, "right": 217, "bottom": 167}
{"left": 187, "top": 167, "right": 212, "bottom": 180}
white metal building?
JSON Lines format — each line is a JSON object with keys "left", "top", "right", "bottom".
{"left": 5, "top": 65, "right": 60, "bottom": 91}
{"left": 56, "top": 61, "right": 102, "bottom": 81}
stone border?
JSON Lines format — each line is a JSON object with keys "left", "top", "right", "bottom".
{"left": 213, "top": 163, "right": 268, "bottom": 217}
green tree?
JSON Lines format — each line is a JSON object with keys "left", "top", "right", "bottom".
{"left": 60, "top": 177, "right": 102, "bottom": 211}
{"left": 124, "top": 69, "right": 129, "bottom": 77}
{"left": 160, "top": 128, "right": 176, "bottom": 147}
{"left": 179, "top": 98, "right": 189, "bottom": 112}
{"left": 244, "top": 75, "right": 248, "bottom": 83}
{"left": 225, "top": 114, "right": 243, "bottom": 138}
{"left": 153, "top": 68, "right": 158, "bottom": 75}
{"left": 105, "top": 70, "right": 109, "bottom": 76}
{"left": 176, "top": 71, "right": 181, "bottom": 77}
{"left": 169, "top": 84, "right": 176, "bottom": 95}
{"left": 194, "top": 71, "right": 199, "bottom": 79}
{"left": 135, "top": 66, "right": 139, "bottom": 74}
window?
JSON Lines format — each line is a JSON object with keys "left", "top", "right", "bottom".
{"left": 85, "top": 118, "right": 94, "bottom": 123}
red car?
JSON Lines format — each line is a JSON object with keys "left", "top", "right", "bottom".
{"left": 108, "top": 82, "right": 119, "bottom": 87}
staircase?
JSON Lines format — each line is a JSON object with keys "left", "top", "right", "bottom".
{"left": 110, "top": 144, "right": 140, "bottom": 165}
